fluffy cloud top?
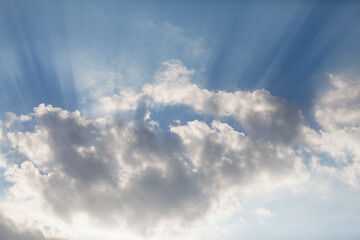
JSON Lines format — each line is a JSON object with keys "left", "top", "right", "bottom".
{"left": 0, "top": 60, "right": 359, "bottom": 239}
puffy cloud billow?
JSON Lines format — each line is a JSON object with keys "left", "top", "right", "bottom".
{"left": 0, "top": 60, "right": 359, "bottom": 239}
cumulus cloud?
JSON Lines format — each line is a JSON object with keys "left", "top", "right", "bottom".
{"left": 1, "top": 102, "right": 307, "bottom": 238}
{"left": 0, "top": 60, "right": 359, "bottom": 239}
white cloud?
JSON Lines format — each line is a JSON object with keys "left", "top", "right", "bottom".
{"left": 99, "top": 89, "right": 142, "bottom": 113}
{"left": 104, "top": 60, "right": 306, "bottom": 144}
{"left": 0, "top": 60, "right": 360, "bottom": 239}
{"left": 314, "top": 74, "right": 360, "bottom": 130}
{"left": 4, "top": 112, "right": 32, "bottom": 128}
{"left": 255, "top": 207, "right": 273, "bottom": 217}
{"left": 170, "top": 120, "right": 308, "bottom": 192}
{"left": 0, "top": 102, "right": 307, "bottom": 239}
{"left": 304, "top": 74, "right": 360, "bottom": 186}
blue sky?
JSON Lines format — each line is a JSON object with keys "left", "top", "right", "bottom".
{"left": 0, "top": 1, "right": 360, "bottom": 239}
{"left": 2, "top": 0, "right": 360, "bottom": 114}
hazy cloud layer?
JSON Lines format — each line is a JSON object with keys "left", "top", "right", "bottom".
{"left": 0, "top": 60, "right": 359, "bottom": 239}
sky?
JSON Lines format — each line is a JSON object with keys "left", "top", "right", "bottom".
{"left": 0, "top": 0, "right": 360, "bottom": 239}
